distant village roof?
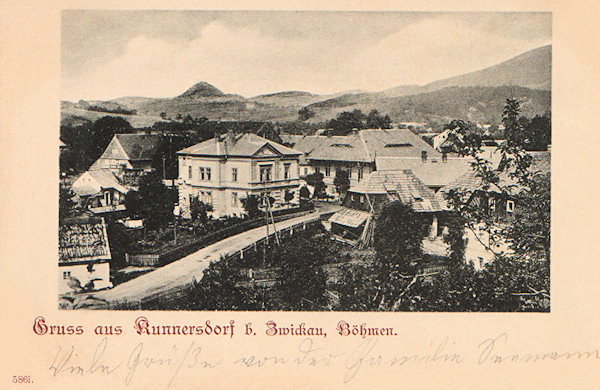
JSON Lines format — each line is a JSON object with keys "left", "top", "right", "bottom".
{"left": 177, "top": 133, "right": 302, "bottom": 157}
{"left": 114, "top": 134, "right": 161, "bottom": 160}
{"left": 59, "top": 217, "right": 111, "bottom": 264}
{"left": 349, "top": 170, "right": 442, "bottom": 213}
{"left": 375, "top": 156, "right": 472, "bottom": 188}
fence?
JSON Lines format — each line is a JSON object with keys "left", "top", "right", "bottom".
{"left": 126, "top": 205, "right": 315, "bottom": 267}
{"left": 108, "top": 213, "right": 322, "bottom": 310}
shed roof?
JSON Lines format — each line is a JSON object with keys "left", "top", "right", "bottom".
{"left": 329, "top": 208, "right": 370, "bottom": 228}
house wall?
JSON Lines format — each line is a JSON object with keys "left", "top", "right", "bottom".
{"left": 59, "top": 261, "right": 111, "bottom": 294}
{"left": 177, "top": 155, "right": 300, "bottom": 218}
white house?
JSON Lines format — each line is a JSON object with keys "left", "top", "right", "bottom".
{"left": 70, "top": 170, "right": 129, "bottom": 213}
{"left": 58, "top": 217, "right": 112, "bottom": 294}
{"left": 176, "top": 132, "right": 303, "bottom": 218}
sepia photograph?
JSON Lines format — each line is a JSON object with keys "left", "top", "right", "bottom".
{"left": 58, "top": 10, "right": 552, "bottom": 312}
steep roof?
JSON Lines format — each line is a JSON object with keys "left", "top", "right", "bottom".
{"left": 349, "top": 170, "right": 442, "bottom": 212}
{"left": 59, "top": 217, "right": 111, "bottom": 263}
{"left": 114, "top": 134, "right": 161, "bottom": 160}
{"left": 177, "top": 133, "right": 302, "bottom": 157}
{"left": 375, "top": 156, "right": 473, "bottom": 188}
{"left": 72, "top": 170, "right": 129, "bottom": 196}
{"left": 360, "top": 129, "right": 442, "bottom": 159}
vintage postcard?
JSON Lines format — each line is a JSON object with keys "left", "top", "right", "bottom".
{"left": 1, "top": 1, "right": 599, "bottom": 388}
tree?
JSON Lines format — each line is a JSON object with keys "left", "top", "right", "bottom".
{"left": 305, "top": 172, "right": 326, "bottom": 198}
{"left": 374, "top": 201, "right": 429, "bottom": 272}
{"left": 284, "top": 190, "right": 294, "bottom": 205}
{"left": 124, "top": 190, "right": 142, "bottom": 218}
{"left": 523, "top": 113, "right": 551, "bottom": 151}
{"left": 59, "top": 187, "right": 77, "bottom": 221}
{"left": 241, "top": 195, "right": 262, "bottom": 219}
{"left": 137, "top": 172, "right": 177, "bottom": 229}
{"left": 434, "top": 98, "right": 551, "bottom": 311}
{"left": 333, "top": 169, "right": 350, "bottom": 196}
{"left": 502, "top": 98, "right": 525, "bottom": 147}
{"left": 298, "top": 106, "right": 315, "bottom": 121}
{"left": 299, "top": 185, "right": 310, "bottom": 199}
{"left": 366, "top": 109, "right": 392, "bottom": 129}
{"left": 189, "top": 197, "right": 213, "bottom": 226}
{"left": 184, "top": 257, "right": 256, "bottom": 310}
{"left": 276, "top": 230, "right": 329, "bottom": 310}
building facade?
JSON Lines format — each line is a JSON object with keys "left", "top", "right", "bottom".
{"left": 58, "top": 217, "right": 112, "bottom": 294}
{"left": 176, "top": 133, "right": 302, "bottom": 218}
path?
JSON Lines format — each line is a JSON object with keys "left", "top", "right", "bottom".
{"left": 92, "top": 211, "right": 321, "bottom": 305}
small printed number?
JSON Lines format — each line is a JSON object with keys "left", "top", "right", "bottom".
{"left": 12, "top": 376, "right": 32, "bottom": 384}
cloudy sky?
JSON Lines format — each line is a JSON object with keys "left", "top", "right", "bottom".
{"left": 61, "top": 11, "right": 551, "bottom": 101}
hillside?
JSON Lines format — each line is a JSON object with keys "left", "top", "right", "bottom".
{"left": 382, "top": 45, "right": 551, "bottom": 98}
{"left": 62, "top": 45, "right": 551, "bottom": 128}
{"left": 303, "top": 86, "right": 550, "bottom": 124}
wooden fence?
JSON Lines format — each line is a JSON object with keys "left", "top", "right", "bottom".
{"left": 126, "top": 205, "right": 315, "bottom": 267}
{"left": 108, "top": 214, "right": 322, "bottom": 310}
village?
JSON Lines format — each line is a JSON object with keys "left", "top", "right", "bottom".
{"left": 58, "top": 99, "right": 551, "bottom": 311}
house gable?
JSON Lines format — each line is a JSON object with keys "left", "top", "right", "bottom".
{"left": 99, "top": 136, "right": 130, "bottom": 160}
{"left": 253, "top": 143, "right": 283, "bottom": 158}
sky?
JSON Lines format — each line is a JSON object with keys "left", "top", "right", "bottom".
{"left": 61, "top": 11, "right": 551, "bottom": 101}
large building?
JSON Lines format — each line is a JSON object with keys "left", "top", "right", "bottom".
{"left": 176, "top": 132, "right": 303, "bottom": 218}
{"left": 282, "top": 129, "right": 460, "bottom": 197}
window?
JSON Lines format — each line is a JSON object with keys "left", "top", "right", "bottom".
{"left": 232, "top": 192, "right": 238, "bottom": 206}
{"left": 358, "top": 166, "right": 363, "bottom": 181}
{"left": 284, "top": 163, "right": 290, "bottom": 180}
{"left": 348, "top": 168, "right": 353, "bottom": 178}
{"left": 325, "top": 165, "right": 331, "bottom": 177}
{"left": 304, "top": 168, "right": 308, "bottom": 176}
{"left": 205, "top": 168, "right": 211, "bottom": 181}
{"left": 421, "top": 151, "right": 428, "bottom": 162}
{"left": 489, "top": 197, "right": 496, "bottom": 211}
{"left": 506, "top": 200, "right": 515, "bottom": 213}
{"left": 62, "top": 271, "right": 71, "bottom": 280}
{"left": 442, "top": 152, "right": 448, "bottom": 162}
{"left": 199, "top": 167, "right": 205, "bottom": 180}
{"left": 315, "top": 167, "right": 321, "bottom": 174}
{"left": 384, "top": 143, "right": 412, "bottom": 148}
{"left": 232, "top": 168, "right": 238, "bottom": 182}
{"left": 260, "top": 165, "right": 272, "bottom": 182}
{"left": 188, "top": 166, "right": 192, "bottom": 179}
